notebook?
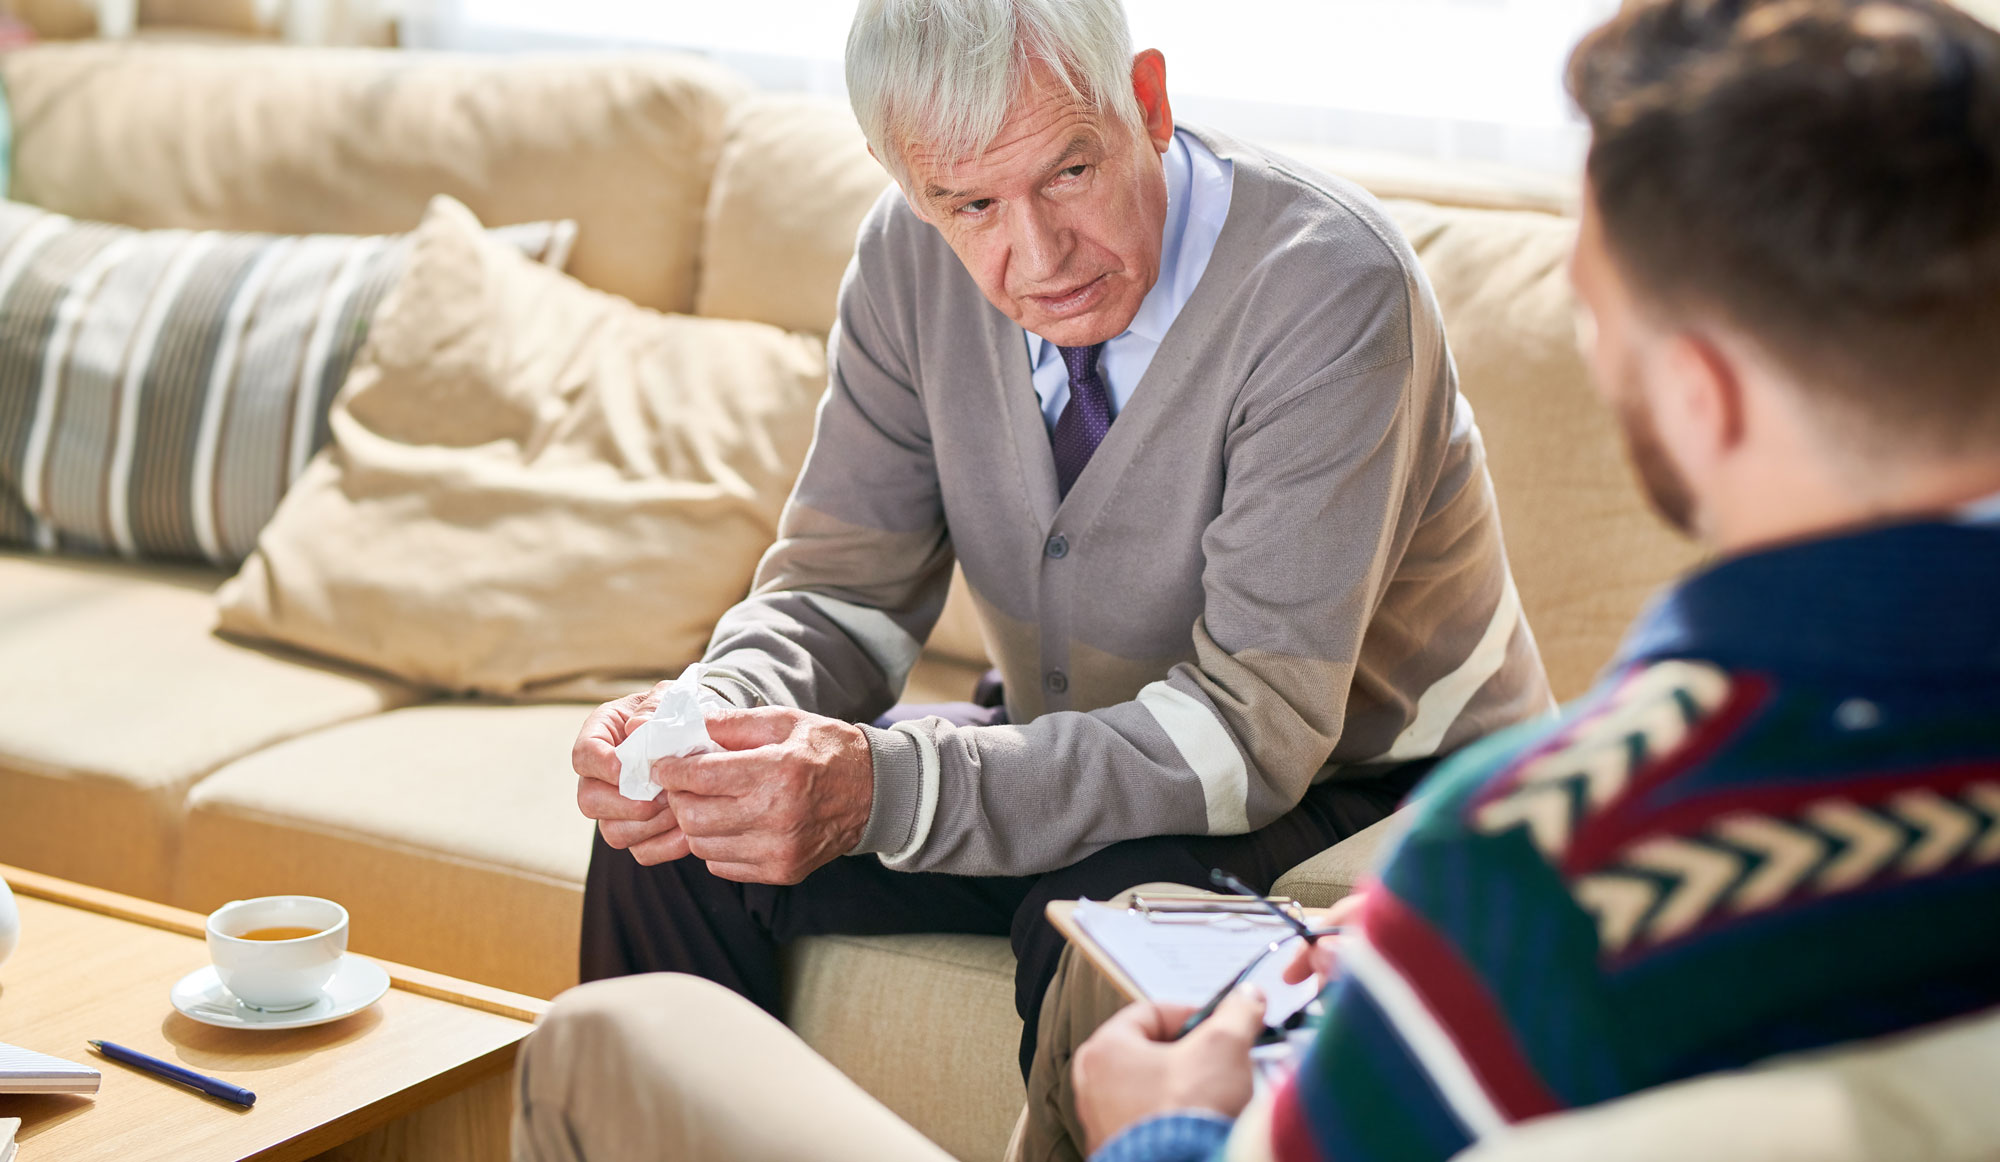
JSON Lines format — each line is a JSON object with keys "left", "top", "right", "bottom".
{"left": 0, "top": 1041, "right": 100, "bottom": 1094}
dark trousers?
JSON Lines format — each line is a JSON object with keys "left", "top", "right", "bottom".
{"left": 578, "top": 754, "right": 1422, "bottom": 1079}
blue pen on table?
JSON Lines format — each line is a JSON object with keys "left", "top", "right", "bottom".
{"left": 87, "top": 1040, "right": 256, "bottom": 1107}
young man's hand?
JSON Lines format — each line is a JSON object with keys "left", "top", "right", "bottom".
{"left": 1071, "top": 985, "right": 1265, "bottom": 1153}
{"left": 1284, "top": 891, "right": 1369, "bottom": 984}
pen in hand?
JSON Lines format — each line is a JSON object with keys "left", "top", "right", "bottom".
{"left": 1171, "top": 945, "right": 1279, "bottom": 1041}
{"left": 87, "top": 1040, "right": 257, "bottom": 1107}
{"left": 1172, "top": 869, "right": 1341, "bottom": 1041}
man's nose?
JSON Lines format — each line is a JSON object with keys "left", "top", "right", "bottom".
{"left": 1009, "top": 202, "right": 1074, "bottom": 284}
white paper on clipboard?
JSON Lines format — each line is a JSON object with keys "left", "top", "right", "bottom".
{"left": 1070, "top": 900, "right": 1321, "bottom": 1027}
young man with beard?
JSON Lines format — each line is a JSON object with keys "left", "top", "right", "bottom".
{"left": 1064, "top": 0, "right": 2000, "bottom": 1158}
{"left": 513, "top": 2, "right": 2000, "bottom": 1160}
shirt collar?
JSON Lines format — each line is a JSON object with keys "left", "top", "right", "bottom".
{"left": 1026, "top": 130, "right": 1195, "bottom": 365}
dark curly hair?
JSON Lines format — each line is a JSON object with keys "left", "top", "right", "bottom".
{"left": 1569, "top": 0, "right": 2000, "bottom": 453}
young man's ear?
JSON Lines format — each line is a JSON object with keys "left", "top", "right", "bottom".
{"left": 1664, "top": 330, "right": 1749, "bottom": 463}
{"left": 1131, "top": 49, "right": 1175, "bottom": 154}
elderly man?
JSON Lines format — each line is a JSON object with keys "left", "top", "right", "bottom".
{"left": 519, "top": 2, "right": 2000, "bottom": 1161}
{"left": 570, "top": 0, "right": 1548, "bottom": 1076}
{"left": 1036, "top": 1, "right": 2000, "bottom": 1160}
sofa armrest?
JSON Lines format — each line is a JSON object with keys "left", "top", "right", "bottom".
{"left": 1455, "top": 1004, "right": 2000, "bottom": 1162}
{"left": 1271, "top": 804, "right": 1416, "bottom": 908}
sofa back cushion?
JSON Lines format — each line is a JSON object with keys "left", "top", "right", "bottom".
{"left": 0, "top": 42, "right": 746, "bottom": 313}
{"left": 1383, "top": 200, "right": 1705, "bottom": 699}
{"left": 0, "top": 200, "right": 574, "bottom": 565}
{"left": 216, "top": 197, "right": 828, "bottom": 697}
{"left": 696, "top": 95, "right": 895, "bottom": 338}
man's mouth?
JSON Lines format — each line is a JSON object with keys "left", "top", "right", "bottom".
{"left": 1027, "top": 274, "right": 1109, "bottom": 318}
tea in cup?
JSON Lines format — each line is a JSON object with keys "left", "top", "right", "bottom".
{"left": 206, "top": 896, "right": 348, "bottom": 1011}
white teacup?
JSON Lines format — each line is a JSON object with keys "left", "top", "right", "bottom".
{"left": 206, "top": 896, "right": 348, "bottom": 1012}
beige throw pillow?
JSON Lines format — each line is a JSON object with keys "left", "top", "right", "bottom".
{"left": 216, "top": 196, "right": 827, "bottom": 698}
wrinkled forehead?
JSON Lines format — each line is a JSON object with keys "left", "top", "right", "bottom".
{"left": 894, "top": 65, "right": 1122, "bottom": 195}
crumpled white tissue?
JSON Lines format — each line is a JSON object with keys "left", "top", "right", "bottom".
{"left": 614, "top": 664, "right": 725, "bottom": 801}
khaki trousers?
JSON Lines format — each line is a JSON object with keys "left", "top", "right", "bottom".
{"left": 1016, "top": 881, "right": 1197, "bottom": 1162}
{"left": 511, "top": 974, "right": 955, "bottom": 1162}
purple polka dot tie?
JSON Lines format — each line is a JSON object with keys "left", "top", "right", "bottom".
{"left": 1051, "top": 343, "right": 1111, "bottom": 499}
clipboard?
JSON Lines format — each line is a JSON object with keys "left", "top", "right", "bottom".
{"left": 1047, "top": 899, "right": 1149, "bottom": 1003}
{"left": 1046, "top": 897, "right": 1330, "bottom": 1028}
{"left": 1046, "top": 898, "right": 1313, "bottom": 1002}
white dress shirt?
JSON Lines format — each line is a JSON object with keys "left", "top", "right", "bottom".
{"left": 1024, "top": 129, "right": 1234, "bottom": 430}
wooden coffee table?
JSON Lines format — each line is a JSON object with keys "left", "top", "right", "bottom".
{"left": 0, "top": 865, "right": 547, "bottom": 1161}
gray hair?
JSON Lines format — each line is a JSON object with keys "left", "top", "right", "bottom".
{"left": 846, "top": 0, "right": 1143, "bottom": 176}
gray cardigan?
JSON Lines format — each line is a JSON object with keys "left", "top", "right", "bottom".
{"left": 702, "top": 126, "right": 1553, "bottom": 877}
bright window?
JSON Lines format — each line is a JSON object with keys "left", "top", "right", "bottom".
{"left": 407, "top": 0, "right": 1621, "bottom": 171}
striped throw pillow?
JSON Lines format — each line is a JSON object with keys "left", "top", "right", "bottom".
{"left": 0, "top": 202, "right": 576, "bottom": 565}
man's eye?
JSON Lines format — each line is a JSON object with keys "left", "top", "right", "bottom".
{"left": 1062, "top": 164, "right": 1087, "bottom": 178}
{"left": 959, "top": 199, "right": 994, "bottom": 216}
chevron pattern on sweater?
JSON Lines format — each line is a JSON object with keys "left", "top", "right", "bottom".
{"left": 1471, "top": 661, "right": 1733, "bottom": 859}
{"left": 1574, "top": 781, "right": 2000, "bottom": 956}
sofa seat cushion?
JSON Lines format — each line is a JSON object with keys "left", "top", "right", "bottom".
{"left": 1271, "top": 806, "right": 1415, "bottom": 908}
{"left": 786, "top": 933, "right": 1022, "bottom": 1162}
{"left": 178, "top": 702, "right": 598, "bottom": 1000}
{"left": 0, "top": 551, "right": 417, "bottom": 900}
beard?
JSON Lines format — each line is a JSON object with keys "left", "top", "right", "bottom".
{"left": 1613, "top": 369, "right": 1700, "bottom": 537}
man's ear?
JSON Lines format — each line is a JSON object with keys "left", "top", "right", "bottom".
{"left": 1131, "top": 49, "right": 1174, "bottom": 154}
{"left": 1665, "top": 329, "right": 1749, "bottom": 459}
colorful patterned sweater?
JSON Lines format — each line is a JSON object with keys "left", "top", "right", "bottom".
{"left": 1094, "top": 516, "right": 2000, "bottom": 1162}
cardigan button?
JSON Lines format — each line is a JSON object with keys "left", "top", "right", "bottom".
{"left": 1044, "top": 670, "right": 1069, "bottom": 694}
{"left": 1045, "top": 534, "right": 1069, "bottom": 559}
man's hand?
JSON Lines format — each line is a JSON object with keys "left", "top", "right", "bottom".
{"left": 1071, "top": 986, "right": 1265, "bottom": 1154}
{"left": 654, "top": 705, "right": 875, "bottom": 885}
{"left": 572, "top": 685, "right": 689, "bottom": 865}
{"left": 1285, "top": 890, "right": 1368, "bottom": 985}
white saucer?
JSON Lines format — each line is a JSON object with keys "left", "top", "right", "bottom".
{"left": 170, "top": 954, "right": 390, "bottom": 1030}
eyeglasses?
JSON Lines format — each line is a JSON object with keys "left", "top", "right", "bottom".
{"left": 1170, "top": 868, "right": 1344, "bottom": 1042}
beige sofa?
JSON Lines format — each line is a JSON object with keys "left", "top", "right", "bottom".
{"left": 0, "top": 41, "right": 1718, "bottom": 1162}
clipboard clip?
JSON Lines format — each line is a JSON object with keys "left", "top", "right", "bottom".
{"left": 1128, "top": 893, "right": 1305, "bottom": 925}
